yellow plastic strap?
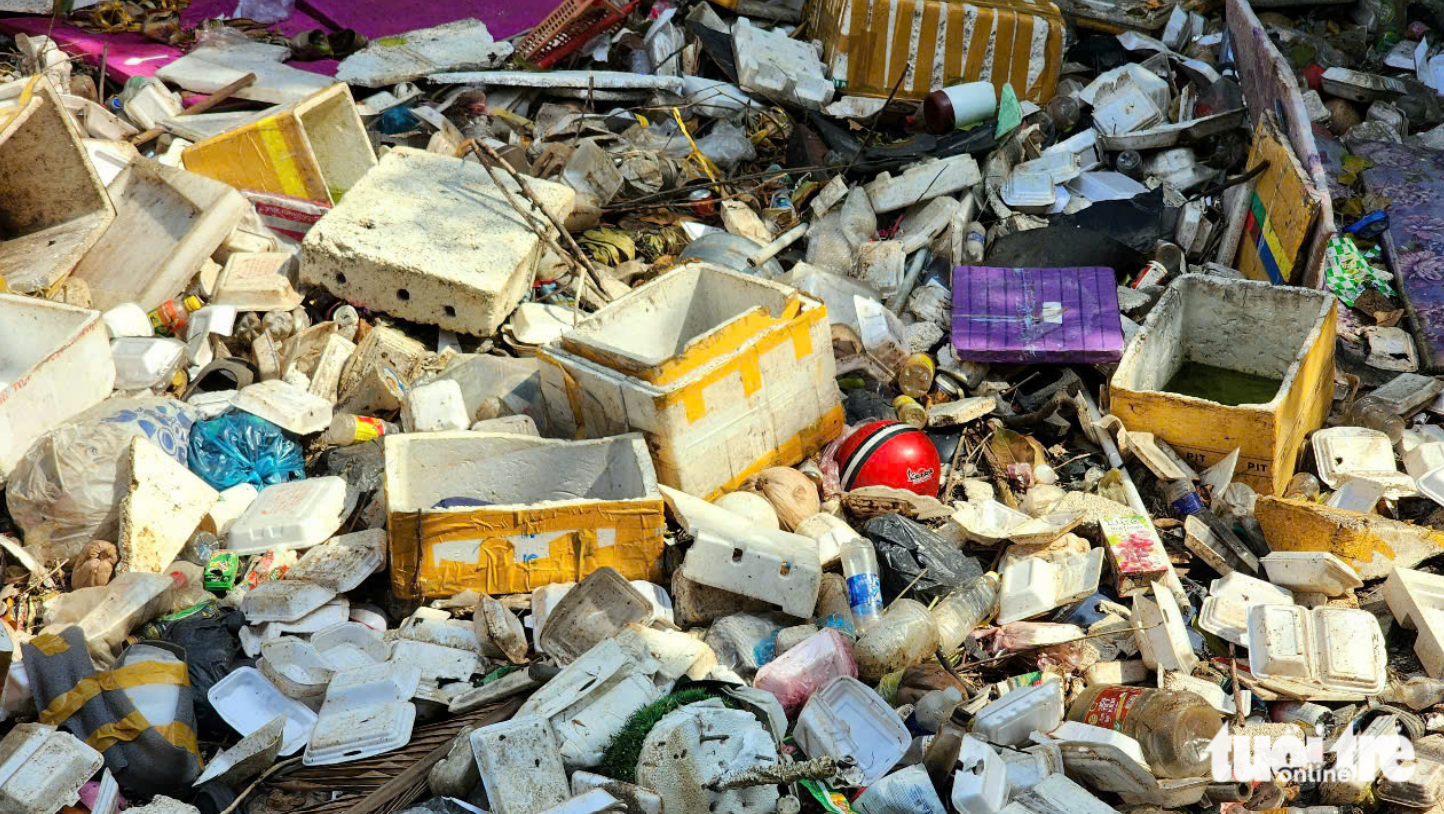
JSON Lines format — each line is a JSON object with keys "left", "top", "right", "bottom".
{"left": 85, "top": 710, "right": 149, "bottom": 753}
{"left": 39, "top": 662, "right": 190, "bottom": 727}
{"left": 28, "top": 633, "right": 69, "bottom": 657}
{"left": 154, "top": 720, "right": 202, "bottom": 758}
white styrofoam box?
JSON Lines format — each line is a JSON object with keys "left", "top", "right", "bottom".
{"left": 232, "top": 379, "right": 333, "bottom": 435}
{"left": 972, "top": 680, "right": 1065, "bottom": 748}
{"left": 111, "top": 336, "right": 186, "bottom": 390}
{"left": 301, "top": 148, "right": 575, "bottom": 336}
{"left": 537, "top": 567, "right": 652, "bottom": 664}
{"left": 1198, "top": 572, "right": 1294, "bottom": 646}
{"left": 1051, "top": 734, "right": 1156, "bottom": 797}
{"left": 515, "top": 639, "right": 664, "bottom": 770}
{"left": 795, "top": 676, "right": 910, "bottom": 786}
{"left": 952, "top": 735, "right": 1008, "bottom": 814}
{"left": 1047, "top": 721, "right": 1149, "bottom": 769}
{"left": 227, "top": 477, "right": 348, "bottom": 555}
{"left": 1008, "top": 772, "right": 1123, "bottom": 814}
{"left": 1312, "top": 426, "right": 1417, "bottom": 499}
{"left": 397, "top": 614, "right": 483, "bottom": 655}
{"left": 1383, "top": 567, "right": 1444, "bottom": 677}
{"left": 310, "top": 622, "right": 389, "bottom": 671}
{"left": 1132, "top": 582, "right": 1198, "bottom": 674}
{"left": 286, "top": 529, "right": 385, "bottom": 593}
{"left": 102, "top": 303, "right": 153, "bottom": 338}
{"left": 997, "top": 743, "right": 1063, "bottom": 795}
{"left": 273, "top": 599, "right": 350, "bottom": 636}
{"left": 303, "top": 661, "right": 422, "bottom": 766}
{"left": 208, "top": 667, "right": 319, "bottom": 755}
{"left": 1408, "top": 442, "right": 1444, "bottom": 480}
{"left": 1260, "top": 551, "right": 1363, "bottom": 595}
{"left": 1159, "top": 671, "right": 1244, "bottom": 717}
{"left": 1247, "top": 604, "right": 1386, "bottom": 694}
{"left": 731, "top": 17, "right": 834, "bottom": 110}
{"left": 680, "top": 525, "right": 822, "bottom": 618}
{"left": 996, "top": 548, "right": 1104, "bottom": 624}
{"left": 259, "top": 637, "right": 333, "bottom": 701}
{"left": 242, "top": 580, "right": 338, "bottom": 624}
{"left": 538, "top": 265, "right": 842, "bottom": 499}
{"left": 388, "top": 639, "right": 482, "bottom": 682}
{"left": 400, "top": 379, "right": 469, "bottom": 433}
{"left": 470, "top": 717, "right": 571, "bottom": 814}
{"left": 0, "top": 723, "right": 104, "bottom": 814}
{"left": 864, "top": 154, "right": 982, "bottom": 214}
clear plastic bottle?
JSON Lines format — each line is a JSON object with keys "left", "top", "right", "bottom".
{"left": 1068, "top": 685, "right": 1222, "bottom": 778}
{"left": 162, "top": 561, "right": 212, "bottom": 614}
{"left": 931, "top": 572, "right": 1000, "bottom": 652}
{"left": 841, "top": 536, "right": 885, "bottom": 633}
{"left": 1283, "top": 472, "right": 1322, "bottom": 501}
{"left": 1383, "top": 676, "right": 1444, "bottom": 710}
{"left": 321, "top": 413, "right": 400, "bottom": 446}
{"left": 897, "top": 353, "right": 937, "bottom": 400}
{"left": 853, "top": 599, "right": 940, "bottom": 682}
{"left": 1346, "top": 395, "right": 1406, "bottom": 445}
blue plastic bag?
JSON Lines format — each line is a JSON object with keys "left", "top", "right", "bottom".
{"left": 188, "top": 412, "right": 304, "bottom": 491}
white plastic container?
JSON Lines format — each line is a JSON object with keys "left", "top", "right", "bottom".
{"left": 208, "top": 666, "right": 319, "bottom": 755}
{"left": 242, "top": 580, "right": 338, "bottom": 623}
{"left": 110, "top": 336, "right": 187, "bottom": 390}
{"left": 303, "top": 661, "right": 422, "bottom": 766}
{"left": 1047, "top": 721, "right": 1149, "bottom": 769}
{"left": 1246, "top": 604, "right": 1386, "bottom": 694}
{"left": 1312, "top": 426, "right": 1417, "bottom": 499}
{"left": 273, "top": 598, "right": 350, "bottom": 635}
{"left": 232, "top": 379, "right": 333, "bottom": 435}
{"left": 1000, "top": 170, "right": 1057, "bottom": 213}
{"left": 286, "top": 529, "right": 385, "bottom": 592}
{"left": 972, "top": 680, "right": 1065, "bottom": 748}
{"left": 227, "top": 477, "right": 348, "bottom": 555}
{"left": 997, "top": 743, "right": 1063, "bottom": 794}
{"left": 1051, "top": 734, "right": 1157, "bottom": 797}
{"left": 794, "top": 676, "right": 910, "bottom": 785}
{"left": 952, "top": 735, "right": 1008, "bottom": 814}
{"left": 1198, "top": 572, "right": 1294, "bottom": 646}
{"left": 401, "top": 379, "right": 470, "bottom": 432}
{"left": 680, "top": 525, "right": 822, "bottom": 618}
{"left": 1260, "top": 551, "right": 1363, "bottom": 595}
{"left": 0, "top": 723, "right": 104, "bottom": 814}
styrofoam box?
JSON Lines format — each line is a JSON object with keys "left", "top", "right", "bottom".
{"left": 241, "top": 580, "right": 337, "bottom": 623}
{"left": 1198, "top": 571, "right": 1294, "bottom": 646}
{"left": 311, "top": 622, "right": 389, "bottom": 671}
{"left": 228, "top": 476, "right": 348, "bottom": 555}
{"left": 1246, "top": 604, "right": 1386, "bottom": 693}
{"left": 1260, "top": 551, "right": 1363, "bottom": 595}
{"left": 680, "top": 525, "right": 822, "bottom": 618}
{"left": 1312, "top": 426, "right": 1417, "bottom": 500}
{"left": 286, "top": 529, "right": 385, "bottom": 593}
{"left": 111, "top": 336, "right": 187, "bottom": 389}
{"left": 303, "top": 661, "right": 422, "bottom": 766}
{"left": 972, "top": 679, "right": 1065, "bottom": 748}
{"left": 208, "top": 666, "right": 319, "bottom": 755}
{"left": 388, "top": 639, "right": 482, "bottom": 682}
{"left": 538, "top": 264, "right": 843, "bottom": 499}
{"left": 0, "top": 295, "right": 115, "bottom": 482}
{"left": 470, "top": 717, "right": 572, "bottom": 814}
{"left": 953, "top": 735, "right": 1008, "bottom": 814}
{"left": 0, "top": 723, "right": 104, "bottom": 814}
{"left": 1048, "top": 721, "right": 1149, "bottom": 769}
{"left": 795, "top": 676, "right": 910, "bottom": 786}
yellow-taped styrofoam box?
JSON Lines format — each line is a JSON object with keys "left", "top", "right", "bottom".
{"left": 0, "top": 723, "right": 104, "bottom": 814}
{"left": 0, "top": 294, "right": 115, "bottom": 483}
{"left": 385, "top": 431, "right": 666, "bottom": 600}
{"left": 1109, "top": 275, "right": 1336, "bottom": 496}
{"left": 538, "top": 265, "right": 844, "bottom": 499}
{"left": 301, "top": 147, "right": 575, "bottom": 336}
{"left": 70, "top": 157, "right": 250, "bottom": 311}
{"left": 0, "top": 75, "right": 115, "bottom": 295}
{"left": 182, "top": 83, "right": 376, "bottom": 205}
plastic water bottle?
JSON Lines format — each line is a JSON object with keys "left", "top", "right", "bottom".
{"left": 931, "top": 572, "right": 1000, "bottom": 653}
{"left": 841, "top": 535, "right": 884, "bottom": 634}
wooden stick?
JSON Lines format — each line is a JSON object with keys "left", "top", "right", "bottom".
{"left": 130, "top": 71, "right": 257, "bottom": 145}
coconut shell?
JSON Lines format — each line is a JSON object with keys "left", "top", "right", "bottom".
{"left": 741, "top": 467, "right": 821, "bottom": 530}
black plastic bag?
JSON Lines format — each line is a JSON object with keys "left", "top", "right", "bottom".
{"left": 142, "top": 604, "right": 246, "bottom": 738}
{"left": 863, "top": 514, "right": 983, "bottom": 604}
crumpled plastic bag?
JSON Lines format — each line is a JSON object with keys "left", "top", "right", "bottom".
{"left": 5, "top": 397, "right": 197, "bottom": 561}
{"left": 139, "top": 604, "right": 246, "bottom": 738}
{"left": 188, "top": 411, "right": 305, "bottom": 491}
{"left": 863, "top": 514, "right": 984, "bottom": 605}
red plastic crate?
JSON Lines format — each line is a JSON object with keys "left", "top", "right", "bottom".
{"left": 517, "top": 0, "right": 640, "bottom": 68}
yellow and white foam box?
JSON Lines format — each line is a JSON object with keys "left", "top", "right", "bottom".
{"left": 181, "top": 83, "right": 376, "bottom": 205}
{"left": 538, "top": 264, "right": 845, "bottom": 500}
{"left": 385, "top": 431, "right": 666, "bottom": 600}
{"left": 805, "top": 0, "right": 1065, "bottom": 103}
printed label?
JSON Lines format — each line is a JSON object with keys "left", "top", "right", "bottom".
{"left": 354, "top": 416, "right": 388, "bottom": 442}
{"left": 1082, "top": 685, "right": 1147, "bottom": 731}
{"left": 846, "top": 573, "right": 882, "bottom": 614}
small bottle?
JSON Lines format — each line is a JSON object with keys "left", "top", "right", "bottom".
{"left": 321, "top": 413, "right": 400, "bottom": 446}
{"left": 1164, "top": 479, "right": 1265, "bottom": 559}
{"left": 148, "top": 295, "right": 203, "bottom": 336}
{"left": 964, "top": 221, "right": 986, "bottom": 263}
{"left": 1042, "top": 95, "right": 1081, "bottom": 134}
{"left": 1345, "top": 395, "right": 1405, "bottom": 445}
{"left": 922, "top": 82, "right": 998, "bottom": 134}
{"left": 1068, "top": 685, "right": 1223, "bottom": 778}
{"left": 853, "top": 599, "right": 940, "bottom": 682}
{"left": 931, "top": 572, "right": 1000, "bottom": 652}
{"left": 1283, "top": 472, "right": 1322, "bottom": 501}
{"left": 840, "top": 535, "right": 885, "bottom": 634}
{"left": 892, "top": 394, "right": 927, "bottom": 429}
{"left": 1115, "top": 149, "right": 1144, "bottom": 181}
{"left": 897, "top": 353, "right": 937, "bottom": 400}
{"left": 927, "top": 371, "right": 964, "bottom": 408}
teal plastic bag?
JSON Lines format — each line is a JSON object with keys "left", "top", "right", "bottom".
{"left": 188, "top": 411, "right": 304, "bottom": 491}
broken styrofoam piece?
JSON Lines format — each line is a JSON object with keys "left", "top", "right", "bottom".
{"left": 232, "top": 379, "right": 333, "bottom": 436}
{"left": 401, "top": 379, "right": 470, "bottom": 432}
{"left": 470, "top": 717, "right": 572, "bottom": 814}
{"left": 193, "top": 717, "right": 283, "bottom": 788}
{"left": 731, "top": 17, "right": 833, "bottom": 110}
{"left": 571, "top": 773, "right": 663, "bottom": 814}
{"left": 0, "top": 723, "right": 104, "bottom": 814}
{"left": 212, "top": 253, "right": 303, "bottom": 312}
{"left": 242, "top": 581, "right": 338, "bottom": 624}
{"left": 473, "top": 595, "right": 529, "bottom": 663}
{"left": 1198, "top": 571, "right": 1295, "bottom": 646}
{"left": 533, "top": 790, "right": 622, "bottom": 814}
{"left": 972, "top": 680, "right": 1066, "bottom": 748}
{"left": 1312, "top": 426, "right": 1417, "bottom": 499}
{"left": 1260, "top": 551, "right": 1363, "bottom": 595}
{"left": 866, "top": 154, "right": 983, "bottom": 213}
{"left": 336, "top": 20, "right": 513, "bottom": 87}
{"left": 1160, "top": 671, "right": 1245, "bottom": 717}
{"left": 637, "top": 699, "right": 781, "bottom": 814}
{"left": 949, "top": 500, "right": 1035, "bottom": 544}
{"left": 388, "top": 639, "right": 483, "bottom": 682}
{"left": 1366, "top": 326, "right": 1420, "bottom": 372}
{"left": 303, "top": 661, "right": 423, "bottom": 766}
{"left": 1321, "top": 67, "right": 1408, "bottom": 102}
{"left": 680, "top": 525, "right": 822, "bottom": 618}
{"left": 1004, "top": 772, "right": 1122, "bottom": 814}
{"left": 227, "top": 477, "right": 348, "bottom": 555}
{"left": 1247, "top": 604, "right": 1386, "bottom": 694}
{"left": 208, "top": 666, "right": 319, "bottom": 755}
{"left": 399, "top": 610, "right": 484, "bottom": 654}
{"left": 117, "top": 437, "right": 219, "bottom": 575}
{"left": 1047, "top": 721, "right": 1150, "bottom": 771}
{"left": 996, "top": 548, "right": 1105, "bottom": 624}
{"left": 429, "top": 70, "right": 683, "bottom": 93}
{"left": 156, "top": 42, "right": 332, "bottom": 105}
{"left": 952, "top": 735, "right": 1009, "bottom": 814}
{"left": 1383, "top": 567, "right": 1444, "bottom": 678}
{"left": 538, "top": 567, "right": 653, "bottom": 664}
{"left": 794, "top": 676, "right": 908, "bottom": 786}
{"left": 516, "top": 639, "right": 665, "bottom": 770}
{"left": 1132, "top": 582, "right": 1198, "bottom": 674}
{"left": 286, "top": 529, "right": 385, "bottom": 593}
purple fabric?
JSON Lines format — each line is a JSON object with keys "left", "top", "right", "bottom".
{"left": 1355, "top": 140, "right": 1444, "bottom": 373}
{"left": 950, "top": 266, "right": 1124, "bottom": 363}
